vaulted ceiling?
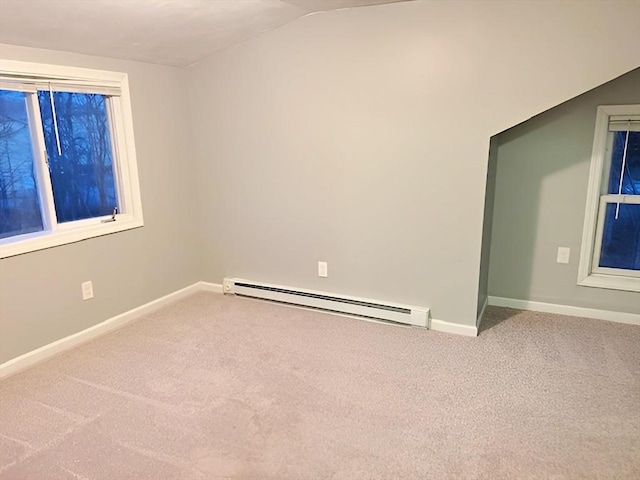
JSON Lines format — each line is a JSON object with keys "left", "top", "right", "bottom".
{"left": 0, "top": 0, "right": 409, "bottom": 67}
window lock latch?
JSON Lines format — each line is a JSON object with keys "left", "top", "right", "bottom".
{"left": 101, "top": 207, "right": 118, "bottom": 223}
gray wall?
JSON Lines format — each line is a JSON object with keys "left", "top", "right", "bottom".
{"left": 186, "top": 0, "right": 640, "bottom": 326}
{"left": 0, "top": 44, "right": 201, "bottom": 363}
{"left": 488, "top": 69, "right": 640, "bottom": 314}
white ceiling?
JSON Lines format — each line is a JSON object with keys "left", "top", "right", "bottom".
{"left": 0, "top": 0, "right": 408, "bottom": 67}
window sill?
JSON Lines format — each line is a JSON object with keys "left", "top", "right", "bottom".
{"left": 0, "top": 216, "right": 143, "bottom": 259}
{"left": 578, "top": 273, "right": 640, "bottom": 293}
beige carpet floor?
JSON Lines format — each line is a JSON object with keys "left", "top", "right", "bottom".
{"left": 0, "top": 292, "right": 639, "bottom": 479}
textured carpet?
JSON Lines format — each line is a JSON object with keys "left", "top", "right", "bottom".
{"left": 0, "top": 292, "right": 639, "bottom": 479}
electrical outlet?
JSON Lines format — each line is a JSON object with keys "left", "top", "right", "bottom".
{"left": 318, "top": 261, "right": 328, "bottom": 278}
{"left": 556, "top": 247, "right": 570, "bottom": 264}
{"left": 82, "top": 281, "right": 94, "bottom": 300}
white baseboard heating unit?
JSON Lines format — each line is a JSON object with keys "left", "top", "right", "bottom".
{"left": 223, "top": 278, "right": 430, "bottom": 328}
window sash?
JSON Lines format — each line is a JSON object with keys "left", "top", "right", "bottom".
{"left": 0, "top": 71, "right": 122, "bottom": 96}
{"left": 0, "top": 59, "right": 143, "bottom": 258}
{"left": 608, "top": 114, "right": 640, "bottom": 132}
{"left": 0, "top": 90, "right": 125, "bottom": 242}
{"left": 26, "top": 91, "right": 57, "bottom": 231}
{"left": 577, "top": 104, "right": 640, "bottom": 292}
{"left": 591, "top": 196, "right": 640, "bottom": 278}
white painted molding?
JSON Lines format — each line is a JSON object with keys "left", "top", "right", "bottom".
{"left": 430, "top": 318, "right": 478, "bottom": 337}
{"left": 0, "top": 282, "right": 222, "bottom": 380}
{"left": 577, "top": 104, "right": 640, "bottom": 293}
{"left": 0, "top": 60, "right": 145, "bottom": 260}
{"left": 197, "top": 281, "right": 223, "bottom": 293}
{"left": 488, "top": 296, "right": 640, "bottom": 326}
{"left": 2, "top": 280, "right": 483, "bottom": 379}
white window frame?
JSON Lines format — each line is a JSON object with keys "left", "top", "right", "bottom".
{"left": 577, "top": 104, "right": 640, "bottom": 292}
{"left": 0, "top": 59, "right": 143, "bottom": 258}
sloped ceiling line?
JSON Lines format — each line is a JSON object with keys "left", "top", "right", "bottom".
{"left": 0, "top": 0, "right": 410, "bottom": 67}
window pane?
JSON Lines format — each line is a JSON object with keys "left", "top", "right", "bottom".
{"left": 607, "top": 131, "right": 640, "bottom": 195}
{"left": 38, "top": 91, "right": 117, "bottom": 223}
{"left": 0, "top": 90, "right": 44, "bottom": 239}
{"left": 599, "top": 203, "right": 640, "bottom": 270}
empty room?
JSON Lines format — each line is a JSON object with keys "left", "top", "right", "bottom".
{"left": 0, "top": 0, "right": 639, "bottom": 478}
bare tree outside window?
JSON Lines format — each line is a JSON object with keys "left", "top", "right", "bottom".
{"left": 0, "top": 90, "right": 43, "bottom": 238}
{"left": 38, "top": 91, "right": 117, "bottom": 223}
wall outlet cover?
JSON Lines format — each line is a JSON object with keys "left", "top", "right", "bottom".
{"left": 557, "top": 247, "right": 570, "bottom": 264}
{"left": 81, "top": 281, "right": 94, "bottom": 300}
{"left": 318, "top": 261, "right": 328, "bottom": 278}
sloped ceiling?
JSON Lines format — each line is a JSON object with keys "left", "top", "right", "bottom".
{"left": 0, "top": 0, "right": 409, "bottom": 67}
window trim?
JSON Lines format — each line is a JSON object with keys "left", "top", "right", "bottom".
{"left": 0, "top": 59, "right": 143, "bottom": 258}
{"left": 577, "top": 104, "right": 640, "bottom": 292}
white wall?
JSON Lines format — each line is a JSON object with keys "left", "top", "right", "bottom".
{"left": 488, "top": 69, "right": 640, "bottom": 313}
{"left": 0, "top": 44, "right": 201, "bottom": 363}
{"left": 187, "top": 0, "right": 640, "bottom": 326}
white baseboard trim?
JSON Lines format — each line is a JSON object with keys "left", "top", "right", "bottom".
{"left": 0, "top": 282, "right": 222, "bottom": 380}
{"left": 3, "top": 280, "right": 484, "bottom": 379}
{"left": 430, "top": 318, "right": 478, "bottom": 337}
{"left": 488, "top": 296, "right": 640, "bottom": 326}
{"left": 197, "top": 281, "right": 223, "bottom": 294}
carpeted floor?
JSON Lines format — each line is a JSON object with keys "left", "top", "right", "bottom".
{"left": 0, "top": 292, "right": 638, "bottom": 479}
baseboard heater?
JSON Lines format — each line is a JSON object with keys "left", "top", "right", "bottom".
{"left": 223, "top": 278, "right": 430, "bottom": 328}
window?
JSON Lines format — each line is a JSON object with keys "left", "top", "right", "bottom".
{"left": 578, "top": 104, "right": 640, "bottom": 292}
{"left": 0, "top": 60, "right": 143, "bottom": 258}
